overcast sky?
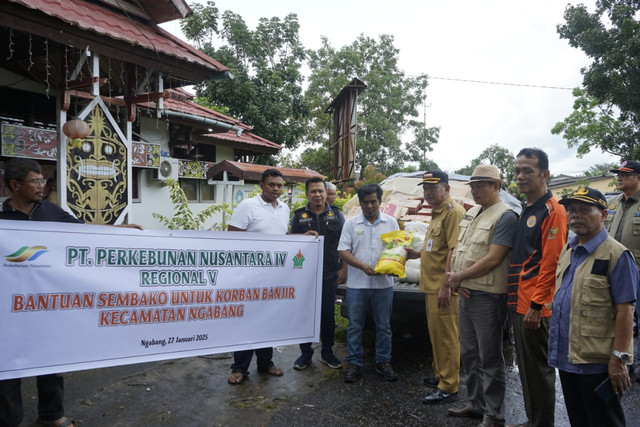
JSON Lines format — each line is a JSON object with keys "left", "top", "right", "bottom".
{"left": 162, "top": 0, "right": 619, "bottom": 176}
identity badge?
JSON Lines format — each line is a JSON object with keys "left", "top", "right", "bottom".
{"left": 426, "top": 239, "right": 433, "bottom": 252}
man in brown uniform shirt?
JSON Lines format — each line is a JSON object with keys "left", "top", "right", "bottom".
{"left": 406, "top": 171, "right": 465, "bottom": 404}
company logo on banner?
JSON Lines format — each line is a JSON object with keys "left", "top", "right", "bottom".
{"left": 5, "top": 245, "right": 49, "bottom": 262}
{"left": 292, "top": 250, "right": 305, "bottom": 269}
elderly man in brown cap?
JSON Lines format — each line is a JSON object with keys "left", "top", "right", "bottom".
{"left": 406, "top": 170, "right": 465, "bottom": 404}
{"left": 446, "top": 165, "right": 518, "bottom": 427}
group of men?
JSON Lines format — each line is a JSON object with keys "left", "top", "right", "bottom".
{"left": 2, "top": 151, "right": 638, "bottom": 426}
{"left": 409, "top": 149, "right": 638, "bottom": 427}
{"left": 226, "top": 169, "right": 403, "bottom": 385}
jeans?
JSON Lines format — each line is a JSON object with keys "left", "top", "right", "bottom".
{"left": 0, "top": 374, "right": 65, "bottom": 427}
{"left": 300, "top": 273, "right": 338, "bottom": 357}
{"left": 345, "top": 287, "right": 393, "bottom": 366}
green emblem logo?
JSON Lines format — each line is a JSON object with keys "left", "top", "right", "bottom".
{"left": 292, "top": 250, "right": 305, "bottom": 269}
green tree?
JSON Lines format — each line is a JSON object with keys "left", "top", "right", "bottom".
{"left": 299, "top": 146, "right": 333, "bottom": 177}
{"left": 584, "top": 162, "right": 618, "bottom": 176}
{"left": 406, "top": 124, "right": 441, "bottom": 171}
{"left": 305, "top": 35, "right": 438, "bottom": 176}
{"left": 153, "top": 179, "right": 229, "bottom": 230}
{"left": 354, "top": 164, "right": 386, "bottom": 189}
{"left": 553, "top": 1, "right": 640, "bottom": 159}
{"left": 454, "top": 144, "right": 515, "bottom": 186}
{"left": 181, "top": 4, "right": 309, "bottom": 155}
{"left": 551, "top": 88, "right": 636, "bottom": 158}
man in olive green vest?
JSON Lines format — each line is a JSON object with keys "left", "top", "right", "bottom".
{"left": 549, "top": 187, "right": 637, "bottom": 426}
{"left": 606, "top": 160, "right": 640, "bottom": 381}
{"left": 405, "top": 171, "right": 465, "bottom": 404}
{"left": 446, "top": 165, "right": 518, "bottom": 427}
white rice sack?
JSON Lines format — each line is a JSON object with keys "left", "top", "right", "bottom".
{"left": 400, "top": 258, "right": 421, "bottom": 283}
{"left": 404, "top": 221, "right": 428, "bottom": 250}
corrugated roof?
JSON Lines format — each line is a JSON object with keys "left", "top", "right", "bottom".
{"left": 10, "top": 0, "right": 228, "bottom": 74}
{"left": 197, "top": 131, "right": 281, "bottom": 153}
{"left": 207, "top": 160, "right": 323, "bottom": 184}
{"left": 138, "top": 89, "right": 282, "bottom": 152}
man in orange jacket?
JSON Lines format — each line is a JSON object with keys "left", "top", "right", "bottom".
{"left": 507, "top": 148, "right": 567, "bottom": 427}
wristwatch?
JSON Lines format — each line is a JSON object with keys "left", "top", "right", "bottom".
{"left": 611, "top": 349, "right": 632, "bottom": 363}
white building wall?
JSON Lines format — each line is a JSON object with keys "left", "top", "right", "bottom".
{"left": 127, "top": 118, "right": 292, "bottom": 231}
{"left": 128, "top": 117, "right": 231, "bottom": 231}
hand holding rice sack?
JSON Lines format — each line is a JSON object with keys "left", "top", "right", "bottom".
{"left": 374, "top": 230, "right": 413, "bottom": 278}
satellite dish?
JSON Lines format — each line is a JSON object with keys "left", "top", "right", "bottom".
{"left": 159, "top": 160, "right": 173, "bottom": 178}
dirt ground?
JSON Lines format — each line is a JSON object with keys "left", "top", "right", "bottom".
{"left": 16, "top": 316, "right": 640, "bottom": 426}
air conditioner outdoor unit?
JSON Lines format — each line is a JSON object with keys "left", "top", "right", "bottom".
{"left": 153, "top": 158, "right": 180, "bottom": 181}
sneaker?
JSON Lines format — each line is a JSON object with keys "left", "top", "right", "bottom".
{"left": 375, "top": 362, "right": 399, "bottom": 381}
{"left": 293, "top": 354, "right": 312, "bottom": 370}
{"left": 344, "top": 363, "right": 361, "bottom": 383}
{"left": 320, "top": 353, "right": 342, "bottom": 369}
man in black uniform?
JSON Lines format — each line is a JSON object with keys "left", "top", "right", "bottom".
{"left": 0, "top": 158, "right": 141, "bottom": 427}
{"left": 291, "top": 177, "right": 347, "bottom": 370}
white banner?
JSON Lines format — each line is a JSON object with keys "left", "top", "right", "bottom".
{"left": 0, "top": 220, "right": 323, "bottom": 380}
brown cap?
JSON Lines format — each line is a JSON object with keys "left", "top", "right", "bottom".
{"left": 465, "top": 164, "right": 503, "bottom": 185}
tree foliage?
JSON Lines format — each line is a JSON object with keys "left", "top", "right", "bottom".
{"left": 454, "top": 144, "right": 515, "bottom": 186}
{"left": 551, "top": 88, "right": 637, "bottom": 158}
{"left": 305, "top": 35, "right": 438, "bottom": 176}
{"left": 584, "top": 162, "right": 618, "bottom": 176}
{"left": 181, "top": 3, "right": 309, "bottom": 153}
{"left": 554, "top": 0, "right": 640, "bottom": 159}
{"left": 153, "top": 179, "right": 229, "bottom": 230}
{"left": 299, "top": 146, "right": 333, "bottom": 177}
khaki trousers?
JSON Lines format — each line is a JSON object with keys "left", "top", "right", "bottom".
{"left": 425, "top": 293, "right": 460, "bottom": 393}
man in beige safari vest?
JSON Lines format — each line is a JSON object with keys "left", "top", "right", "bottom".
{"left": 446, "top": 165, "right": 518, "bottom": 427}
{"left": 605, "top": 160, "right": 640, "bottom": 381}
{"left": 606, "top": 160, "right": 640, "bottom": 264}
{"left": 549, "top": 187, "right": 637, "bottom": 426}
{"left": 405, "top": 171, "right": 465, "bottom": 404}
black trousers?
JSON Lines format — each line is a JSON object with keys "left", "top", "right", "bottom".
{"left": 230, "top": 348, "right": 274, "bottom": 374}
{"left": 559, "top": 370, "right": 626, "bottom": 427}
{"left": 0, "top": 374, "right": 65, "bottom": 427}
{"left": 299, "top": 273, "right": 338, "bottom": 356}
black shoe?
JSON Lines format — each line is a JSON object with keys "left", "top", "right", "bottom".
{"left": 320, "top": 353, "right": 342, "bottom": 369}
{"left": 424, "top": 377, "right": 439, "bottom": 387}
{"left": 293, "top": 354, "right": 312, "bottom": 370}
{"left": 344, "top": 363, "right": 361, "bottom": 383}
{"left": 423, "top": 388, "right": 458, "bottom": 404}
{"left": 375, "top": 362, "right": 399, "bottom": 381}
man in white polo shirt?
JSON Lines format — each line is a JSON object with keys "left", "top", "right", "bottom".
{"left": 227, "top": 168, "right": 290, "bottom": 385}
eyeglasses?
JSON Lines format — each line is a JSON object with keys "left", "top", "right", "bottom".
{"left": 617, "top": 172, "right": 638, "bottom": 179}
{"left": 19, "top": 178, "right": 47, "bottom": 185}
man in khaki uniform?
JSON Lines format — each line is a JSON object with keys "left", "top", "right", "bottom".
{"left": 606, "top": 160, "right": 640, "bottom": 263}
{"left": 406, "top": 171, "right": 465, "bottom": 404}
{"left": 606, "top": 160, "right": 640, "bottom": 381}
{"left": 446, "top": 165, "right": 518, "bottom": 427}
